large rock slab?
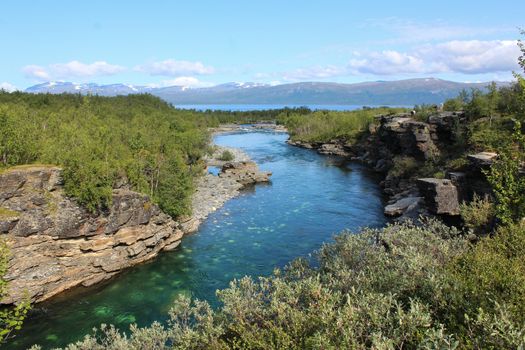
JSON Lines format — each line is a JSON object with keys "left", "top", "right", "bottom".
{"left": 417, "top": 178, "right": 460, "bottom": 215}
{"left": 384, "top": 196, "right": 422, "bottom": 217}
{"left": 219, "top": 161, "right": 272, "bottom": 185}
{"left": 0, "top": 166, "right": 183, "bottom": 304}
{"left": 377, "top": 115, "right": 439, "bottom": 160}
{"left": 467, "top": 152, "right": 498, "bottom": 168}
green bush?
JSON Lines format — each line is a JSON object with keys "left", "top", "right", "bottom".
{"left": 218, "top": 150, "right": 234, "bottom": 162}
{"left": 37, "top": 220, "right": 525, "bottom": 349}
{"left": 460, "top": 194, "right": 495, "bottom": 236}
{"left": 0, "top": 93, "right": 210, "bottom": 217}
{"left": 485, "top": 123, "right": 525, "bottom": 225}
{"left": 0, "top": 239, "right": 30, "bottom": 343}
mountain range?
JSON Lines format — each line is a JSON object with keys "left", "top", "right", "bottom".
{"left": 24, "top": 78, "right": 500, "bottom": 106}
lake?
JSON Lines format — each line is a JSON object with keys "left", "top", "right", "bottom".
{"left": 174, "top": 104, "right": 401, "bottom": 111}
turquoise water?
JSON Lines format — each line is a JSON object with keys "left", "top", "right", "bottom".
{"left": 8, "top": 131, "right": 386, "bottom": 349}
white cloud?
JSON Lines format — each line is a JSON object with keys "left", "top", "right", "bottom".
{"left": 135, "top": 59, "right": 214, "bottom": 76}
{"left": 23, "top": 61, "right": 125, "bottom": 81}
{"left": 0, "top": 82, "right": 18, "bottom": 92}
{"left": 349, "top": 40, "right": 520, "bottom": 75}
{"left": 283, "top": 40, "right": 520, "bottom": 80}
{"left": 348, "top": 50, "right": 427, "bottom": 75}
{"left": 420, "top": 40, "right": 520, "bottom": 74}
{"left": 363, "top": 17, "right": 512, "bottom": 44}
{"left": 23, "top": 65, "right": 51, "bottom": 80}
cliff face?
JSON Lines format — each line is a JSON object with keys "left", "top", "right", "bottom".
{"left": 0, "top": 166, "right": 183, "bottom": 304}
{"left": 0, "top": 159, "right": 272, "bottom": 304}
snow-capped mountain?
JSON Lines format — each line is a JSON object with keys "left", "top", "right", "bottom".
{"left": 24, "top": 78, "right": 504, "bottom": 105}
{"left": 24, "top": 82, "right": 150, "bottom": 95}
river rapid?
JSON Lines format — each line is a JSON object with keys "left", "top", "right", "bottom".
{"left": 9, "top": 130, "right": 386, "bottom": 349}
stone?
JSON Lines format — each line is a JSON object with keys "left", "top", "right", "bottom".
{"left": 417, "top": 178, "right": 460, "bottom": 215}
{"left": 377, "top": 115, "right": 439, "bottom": 160}
{"left": 317, "top": 143, "right": 350, "bottom": 157}
{"left": 467, "top": 152, "right": 498, "bottom": 168}
{"left": 384, "top": 196, "right": 423, "bottom": 217}
{"left": 219, "top": 161, "right": 272, "bottom": 185}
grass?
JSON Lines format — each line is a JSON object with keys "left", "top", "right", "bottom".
{"left": 0, "top": 207, "right": 20, "bottom": 219}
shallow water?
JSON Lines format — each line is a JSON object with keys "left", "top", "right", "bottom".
{"left": 9, "top": 131, "right": 386, "bottom": 349}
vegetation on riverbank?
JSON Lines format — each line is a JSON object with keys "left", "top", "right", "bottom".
{"left": 0, "top": 93, "right": 212, "bottom": 217}
{"left": 278, "top": 107, "right": 407, "bottom": 143}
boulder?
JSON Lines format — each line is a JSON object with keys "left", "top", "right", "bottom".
{"left": 377, "top": 115, "right": 439, "bottom": 160}
{"left": 219, "top": 161, "right": 271, "bottom": 185}
{"left": 384, "top": 196, "right": 423, "bottom": 217}
{"left": 417, "top": 178, "right": 460, "bottom": 215}
{"left": 467, "top": 152, "right": 498, "bottom": 168}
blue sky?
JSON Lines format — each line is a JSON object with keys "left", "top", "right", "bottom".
{"left": 1, "top": 0, "right": 523, "bottom": 90}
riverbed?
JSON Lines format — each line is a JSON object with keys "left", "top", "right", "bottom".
{"left": 9, "top": 130, "right": 386, "bottom": 349}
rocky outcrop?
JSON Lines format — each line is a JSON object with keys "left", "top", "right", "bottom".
{"left": 417, "top": 178, "right": 460, "bottom": 216}
{"left": 0, "top": 166, "right": 183, "bottom": 304}
{"left": 287, "top": 140, "right": 352, "bottom": 157}
{"left": 467, "top": 152, "right": 498, "bottom": 169}
{"left": 1, "top": 157, "right": 272, "bottom": 305}
{"left": 376, "top": 115, "right": 439, "bottom": 161}
{"left": 286, "top": 111, "right": 470, "bottom": 219}
{"left": 219, "top": 161, "right": 272, "bottom": 185}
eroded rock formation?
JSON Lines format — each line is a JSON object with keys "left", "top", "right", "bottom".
{"left": 1, "top": 160, "right": 272, "bottom": 304}
{"left": 0, "top": 166, "right": 183, "bottom": 304}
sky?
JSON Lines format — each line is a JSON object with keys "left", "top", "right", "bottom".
{"left": 1, "top": 0, "right": 524, "bottom": 91}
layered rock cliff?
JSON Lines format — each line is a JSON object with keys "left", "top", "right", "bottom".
{"left": 1, "top": 156, "right": 271, "bottom": 304}
{"left": 0, "top": 166, "right": 183, "bottom": 304}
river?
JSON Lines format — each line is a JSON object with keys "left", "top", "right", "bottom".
{"left": 8, "top": 130, "right": 387, "bottom": 349}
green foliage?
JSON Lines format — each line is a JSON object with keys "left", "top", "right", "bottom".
{"left": 485, "top": 123, "right": 525, "bottom": 225}
{"left": 43, "top": 220, "right": 525, "bottom": 349}
{"left": 0, "top": 240, "right": 30, "bottom": 343}
{"left": 413, "top": 103, "right": 439, "bottom": 121}
{"left": 467, "top": 121, "right": 513, "bottom": 152}
{"left": 218, "top": 150, "right": 234, "bottom": 162}
{"left": 280, "top": 107, "right": 406, "bottom": 144}
{"left": 0, "top": 92, "right": 211, "bottom": 217}
{"left": 460, "top": 194, "right": 495, "bottom": 236}
{"left": 448, "top": 222, "right": 525, "bottom": 329}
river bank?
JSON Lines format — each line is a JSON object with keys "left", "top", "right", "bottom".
{"left": 286, "top": 111, "right": 496, "bottom": 224}
{"left": 1, "top": 142, "right": 270, "bottom": 305}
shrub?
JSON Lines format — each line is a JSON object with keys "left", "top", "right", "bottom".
{"left": 218, "top": 150, "right": 234, "bottom": 162}
{"left": 485, "top": 122, "right": 525, "bottom": 225}
{"left": 280, "top": 107, "right": 407, "bottom": 144}
{"left": 0, "top": 239, "right": 30, "bottom": 343}
{"left": 460, "top": 194, "right": 495, "bottom": 236}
